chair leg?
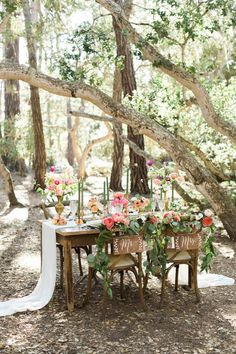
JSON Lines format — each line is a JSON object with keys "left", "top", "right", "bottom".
{"left": 83, "top": 267, "right": 94, "bottom": 305}
{"left": 159, "top": 271, "right": 166, "bottom": 308}
{"left": 192, "top": 259, "right": 201, "bottom": 303}
{"left": 75, "top": 247, "right": 83, "bottom": 276}
{"left": 174, "top": 265, "right": 179, "bottom": 291}
{"left": 188, "top": 263, "right": 193, "bottom": 288}
{"left": 119, "top": 271, "right": 124, "bottom": 299}
{"left": 143, "top": 273, "right": 149, "bottom": 293}
{"left": 138, "top": 270, "right": 146, "bottom": 310}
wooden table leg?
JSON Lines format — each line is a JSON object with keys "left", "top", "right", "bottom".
{"left": 63, "top": 240, "right": 74, "bottom": 311}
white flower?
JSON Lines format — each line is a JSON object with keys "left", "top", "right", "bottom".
{"left": 204, "top": 209, "right": 213, "bottom": 217}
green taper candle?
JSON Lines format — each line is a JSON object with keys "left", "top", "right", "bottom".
{"left": 103, "top": 180, "right": 106, "bottom": 203}
{"left": 78, "top": 180, "right": 81, "bottom": 218}
{"left": 81, "top": 179, "right": 84, "bottom": 208}
{"left": 106, "top": 176, "right": 109, "bottom": 201}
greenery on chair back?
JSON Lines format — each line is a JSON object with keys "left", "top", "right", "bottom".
{"left": 88, "top": 207, "right": 216, "bottom": 298}
{"left": 87, "top": 214, "right": 141, "bottom": 299}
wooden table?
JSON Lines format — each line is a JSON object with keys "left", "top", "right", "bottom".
{"left": 56, "top": 225, "right": 100, "bottom": 311}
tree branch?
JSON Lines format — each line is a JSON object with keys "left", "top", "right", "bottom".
{"left": 96, "top": 0, "right": 236, "bottom": 144}
{"left": 178, "top": 135, "right": 231, "bottom": 182}
{"left": 0, "top": 14, "right": 10, "bottom": 33}
{"left": 70, "top": 111, "right": 113, "bottom": 123}
{"left": 1, "top": 60, "right": 236, "bottom": 231}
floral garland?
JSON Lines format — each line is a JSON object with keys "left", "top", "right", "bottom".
{"left": 87, "top": 213, "right": 141, "bottom": 298}
{"left": 88, "top": 207, "right": 216, "bottom": 297}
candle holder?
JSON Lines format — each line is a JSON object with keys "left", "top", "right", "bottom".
{"left": 76, "top": 209, "right": 84, "bottom": 224}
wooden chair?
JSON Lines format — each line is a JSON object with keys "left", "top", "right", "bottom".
{"left": 84, "top": 233, "right": 146, "bottom": 310}
{"left": 159, "top": 230, "right": 201, "bottom": 307}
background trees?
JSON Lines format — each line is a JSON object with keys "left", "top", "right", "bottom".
{"left": 0, "top": 0, "right": 236, "bottom": 238}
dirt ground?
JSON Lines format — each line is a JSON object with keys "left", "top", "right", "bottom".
{"left": 0, "top": 174, "right": 235, "bottom": 354}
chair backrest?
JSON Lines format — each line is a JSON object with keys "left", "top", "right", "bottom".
{"left": 164, "top": 229, "right": 202, "bottom": 251}
{"left": 173, "top": 232, "right": 201, "bottom": 251}
{"left": 112, "top": 234, "right": 143, "bottom": 255}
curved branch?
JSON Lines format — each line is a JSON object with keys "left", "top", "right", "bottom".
{"left": 78, "top": 121, "right": 113, "bottom": 178}
{"left": 96, "top": 0, "right": 236, "bottom": 144}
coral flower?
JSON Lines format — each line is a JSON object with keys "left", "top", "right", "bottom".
{"left": 202, "top": 216, "right": 213, "bottom": 227}
{"left": 150, "top": 216, "right": 158, "bottom": 224}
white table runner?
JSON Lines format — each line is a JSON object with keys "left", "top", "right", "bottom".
{"left": 0, "top": 221, "right": 66, "bottom": 317}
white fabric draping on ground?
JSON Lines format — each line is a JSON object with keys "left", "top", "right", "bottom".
{"left": 0, "top": 221, "right": 59, "bottom": 317}
{"left": 169, "top": 264, "right": 235, "bottom": 288}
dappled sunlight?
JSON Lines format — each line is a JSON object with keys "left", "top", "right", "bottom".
{"left": 0, "top": 207, "right": 29, "bottom": 224}
{"left": 222, "top": 306, "right": 236, "bottom": 329}
{"left": 214, "top": 243, "right": 235, "bottom": 259}
{"left": 13, "top": 253, "right": 40, "bottom": 272}
{"left": 15, "top": 184, "right": 30, "bottom": 205}
{"left": 0, "top": 203, "right": 10, "bottom": 216}
{"left": 0, "top": 234, "right": 17, "bottom": 253}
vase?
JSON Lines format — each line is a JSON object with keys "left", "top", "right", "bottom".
{"left": 55, "top": 196, "right": 64, "bottom": 217}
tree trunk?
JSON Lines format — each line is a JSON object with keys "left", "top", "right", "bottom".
{"left": 3, "top": 25, "right": 20, "bottom": 168}
{"left": 66, "top": 100, "right": 74, "bottom": 166}
{"left": 110, "top": 68, "right": 124, "bottom": 191}
{"left": 0, "top": 156, "right": 20, "bottom": 206}
{"left": 23, "top": 0, "right": 46, "bottom": 188}
{"left": 113, "top": 0, "right": 149, "bottom": 194}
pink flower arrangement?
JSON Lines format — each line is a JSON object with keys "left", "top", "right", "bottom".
{"left": 52, "top": 215, "right": 67, "bottom": 225}
{"left": 42, "top": 166, "right": 77, "bottom": 200}
{"left": 111, "top": 192, "right": 129, "bottom": 207}
{"left": 163, "top": 210, "right": 181, "bottom": 224}
{"left": 102, "top": 213, "right": 129, "bottom": 230}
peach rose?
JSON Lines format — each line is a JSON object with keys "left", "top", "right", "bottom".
{"left": 103, "top": 217, "right": 114, "bottom": 230}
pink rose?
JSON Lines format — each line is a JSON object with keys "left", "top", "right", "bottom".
{"left": 153, "top": 178, "right": 162, "bottom": 185}
{"left": 113, "top": 192, "right": 123, "bottom": 199}
{"left": 112, "top": 213, "right": 125, "bottom": 224}
{"left": 48, "top": 184, "right": 55, "bottom": 191}
{"left": 54, "top": 179, "right": 60, "bottom": 185}
{"left": 103, "top": 217, "right": 114, "bottom": 230}
{"left": 122, "top": 198, "right": 129, "bottom": 207}
{"left": 50, "top": 166, "right": 55, "bottom": 172}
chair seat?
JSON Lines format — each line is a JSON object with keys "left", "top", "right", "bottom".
{"left": 167, "top": 249, "right": 192, "bottom": 262}
{"left": 108, "top": 254, "right": 136, "bottom": 269}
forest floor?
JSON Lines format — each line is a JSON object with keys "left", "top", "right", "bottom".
{"left": 0, "top": 174, "right": 235, "bottom": 354}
